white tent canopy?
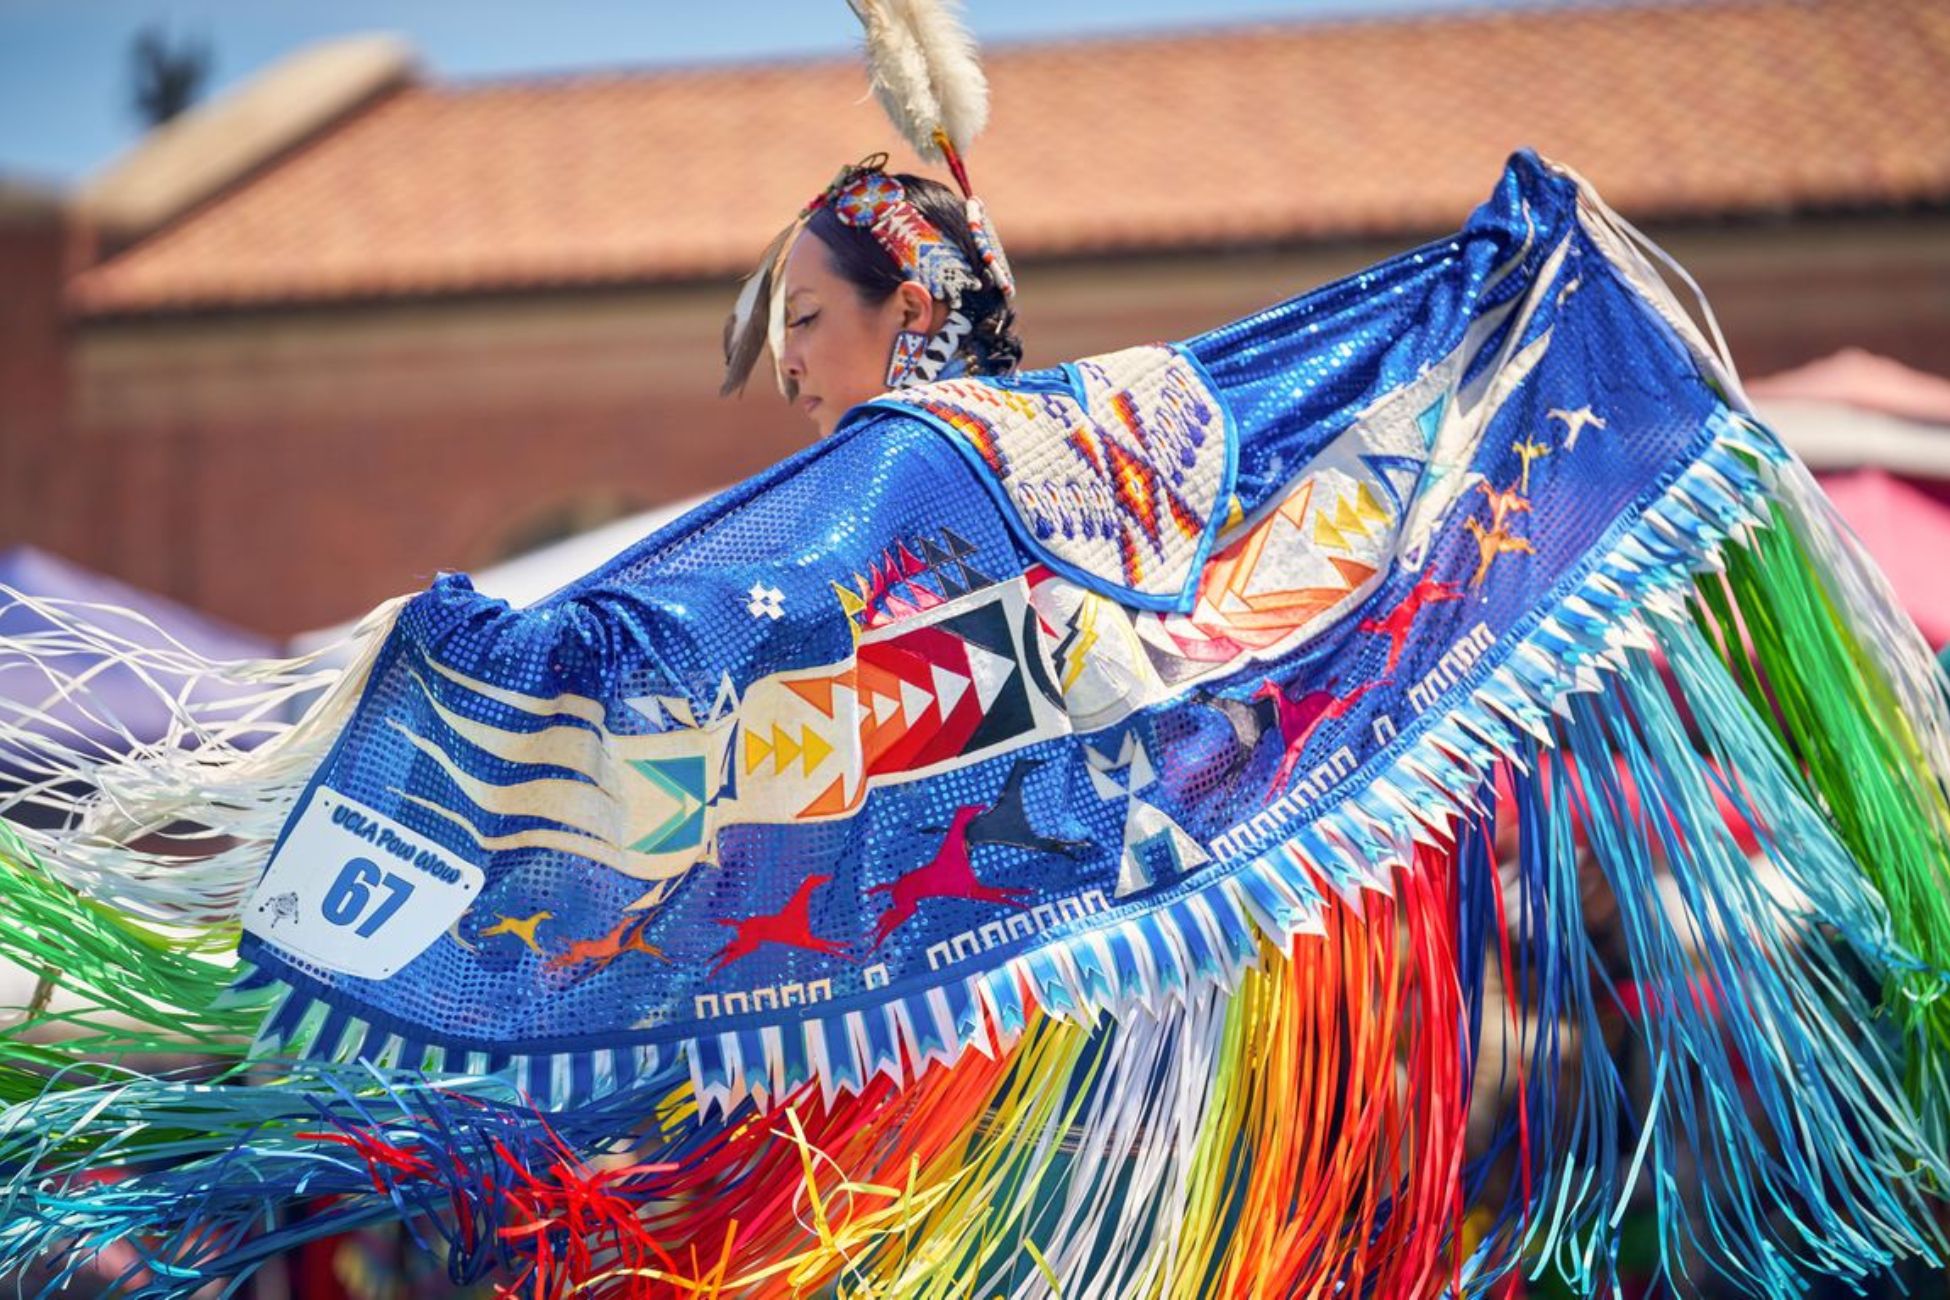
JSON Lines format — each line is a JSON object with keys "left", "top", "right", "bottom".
{"left": 1757, "top": 400, "right": 1950, "bottom": 478}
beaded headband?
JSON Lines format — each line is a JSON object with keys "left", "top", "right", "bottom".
{"left": 819, "top": 160, "right": 983, "bottom": 307}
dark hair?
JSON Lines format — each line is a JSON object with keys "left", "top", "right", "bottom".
{"left": 804, "top": 172, "right": 1022, "bottom": 376}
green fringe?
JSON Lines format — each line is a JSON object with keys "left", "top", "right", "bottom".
{"left": 0, "top": 820, "right": 271, "bottom": 1098}
{"left": 1695, "top": 503, "right": 1950, "bottom": 1124}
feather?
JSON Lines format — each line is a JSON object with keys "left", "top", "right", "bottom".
{"left": 847, "top": 0, "right": 989, "bottom": 162}
{"left": 721, "top": 218, "right": 798, "bottom": 397}
{"left": 764, "top": 222, "right": 798, "bottom": 394}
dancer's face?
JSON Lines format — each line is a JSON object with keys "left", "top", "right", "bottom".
{"left": 776, "top": 231, "right": 939, "bottom": 438}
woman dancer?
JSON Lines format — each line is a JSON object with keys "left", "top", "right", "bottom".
{"left": 2, "top": 3, "right": 1948, "bottom": 1296}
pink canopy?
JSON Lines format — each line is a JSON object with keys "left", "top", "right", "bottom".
{"left": 1751, "top": 348, "right": 1950, "bottom": 426}
{"left": 1814, "top": 469, "right": 1950, "bottom": 649}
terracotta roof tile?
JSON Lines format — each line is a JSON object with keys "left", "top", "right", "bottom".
{"left": 72, "top": 0, "right": 1950, "bottom": 314}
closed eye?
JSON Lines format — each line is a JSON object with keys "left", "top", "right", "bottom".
{"left": 787, "top": 311, "right": 819, "bottom": 330}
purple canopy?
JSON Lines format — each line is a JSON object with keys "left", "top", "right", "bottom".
{"left": 0, "top": 545, "right": 280, "bottom": 769}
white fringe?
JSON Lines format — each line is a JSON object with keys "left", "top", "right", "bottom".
{"left": 0, "top": 588, "right": 406, "bottom": 925}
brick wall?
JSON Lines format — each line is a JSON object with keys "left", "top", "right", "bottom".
{"left": 70, "top": 286, "right": 815, "bottom": 636}
{"left": 1650, "top": 216, "right": 1950, "bottom": 380}
{"left": 0, "top": 199, "right": 73, "bottom": 554}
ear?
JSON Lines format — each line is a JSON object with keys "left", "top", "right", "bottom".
{"left": 893, "top": 280, "right": 937, "bottom": 332}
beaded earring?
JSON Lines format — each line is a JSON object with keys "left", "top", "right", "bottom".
{"left": 885, "top": 328, "right": 930, "bottom": 389}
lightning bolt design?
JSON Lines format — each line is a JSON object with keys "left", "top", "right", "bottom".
{"left": 1054, "top": 597, "right": 1105, "bottom": 692}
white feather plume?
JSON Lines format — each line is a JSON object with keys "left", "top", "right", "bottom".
{"left": 847, "top": 0, "right": 989, "bottom": 161}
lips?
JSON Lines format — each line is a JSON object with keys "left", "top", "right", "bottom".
{"left": 800, "top": 396, "right": 823, "bottom": 417}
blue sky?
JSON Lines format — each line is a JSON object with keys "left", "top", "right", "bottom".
{"left": 0, "top": 0, "right": 1578, "bottom": 185}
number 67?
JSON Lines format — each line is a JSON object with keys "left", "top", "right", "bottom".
{"left": 321, "top": 857, "right": 416, "bottom": 938}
